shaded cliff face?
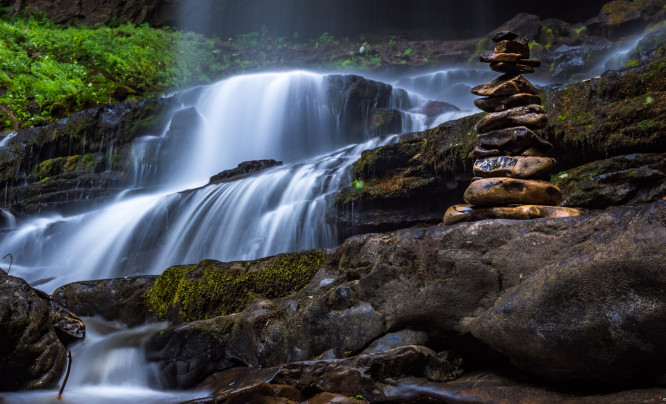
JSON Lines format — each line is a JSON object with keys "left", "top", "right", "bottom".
{"left": 5, "top": 0, "right": 609, "bottom": 39}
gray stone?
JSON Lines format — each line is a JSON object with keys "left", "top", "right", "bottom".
{"left": 477, "top": 126, "right": 552, "bottom": 154}
{"left": 475, "top": 104, "right": 548, "bottom": 133}
{"left": 473, "top": 156, "right": 555, "bottom": 179}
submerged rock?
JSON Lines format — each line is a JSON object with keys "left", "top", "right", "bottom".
{"left": 0, "top": 270, "right": 66, "bottom": 390}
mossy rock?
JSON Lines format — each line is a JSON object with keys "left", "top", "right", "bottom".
{"left": 144, "top": 250, "right": 328, "bottom": 323}
{"left": 552, "top": 152, "right": 666, "bottom": 208}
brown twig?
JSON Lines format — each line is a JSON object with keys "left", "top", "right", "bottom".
{"left": 3, "top": 253, "right": 12, "bottom": 274}
{"left": 57, "top": 351, "right": 72, "bottom": 400}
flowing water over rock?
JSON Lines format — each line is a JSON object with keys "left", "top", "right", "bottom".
{"left": 0, "top": 70, "right": 472, "bottom": 292}
{"left": 0, "top": 69, "right": 473, "bottom": 402}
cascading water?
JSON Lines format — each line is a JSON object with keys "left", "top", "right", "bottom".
{"left": 0, "top": 69, "right": 474, "bottom": 403}
{"left": 0, "top": 70, "right": 471, "bottom": 292}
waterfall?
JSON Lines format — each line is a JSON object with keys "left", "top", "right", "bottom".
{"left": 0, "top": 70, "right": 473, "bottom": 293}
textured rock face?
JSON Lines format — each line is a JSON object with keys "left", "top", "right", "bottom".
{"left": 0, "top": 270, "right": 66, "bottom": 390}
{"left": 477, "top": 127, "right": 552, "bottom": 155}
{"left": 554, "top": 153, "right": 666, "bottom": 208}
{"left": 140, "top": 202, "right": 665, "bottom": 393}
{"left": 52, "top": 276, "right": 158, "bottom": 326}
{"left": 469, "top": 205, "right": 666, "bottom": 380}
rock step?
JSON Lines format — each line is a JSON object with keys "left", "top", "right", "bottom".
{"left": 444, "top": 204, "right": 584, "bottom": 225}
{"left": 474, "top": 156, "right": 555, "bottom": 179}
{"left": 477, "top": 126, "right": 552, "bottom": 155}
{"left": 471, "top": 74, "right": 538, "bottom": 97}
{"left": 463, "top": 177, "right": 563, "bottom": 207}
{"left": 474, "top": 93, "right": 541, "bottom": 113}
{"left": 475, "top": 104, "right": 548, "bottom": 133}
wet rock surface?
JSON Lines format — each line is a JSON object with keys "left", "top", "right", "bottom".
{"left": 474, "top": 156, "right": 555, "bottom": 178}
{"left": 146, "top": 202, "right": 666, "bottom": 401}
{"left": 477, "top": 126, "right": 553, "bottom": 155}
{"left": 0, "top": 270, "right": 66, "bottom": 390}
{"left": 209, "top": 159, "right": 283, "bottom": 184}
{"left": 444, "top": 204, "right": 583, "bottom": 225}
{"left": 475, "top": 104, "right": 549, "bottom": 133}
{"left": 52, "top": 276, "right": 158, "bottom": 326}
{"left": 464, "top": 177, "right": 563, "bottom": 206}
{"left": 554, "top": 152, "right": 666, "bottom": 208}
{"left": 471, "top": 74, "right": 538, "bottom": 97}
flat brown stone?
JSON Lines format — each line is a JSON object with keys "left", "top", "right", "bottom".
{"left": 444, "top": 204, "right": 583, "bottom": 225}
{"left": 479, "top": 53, "right": 523, "bottom": 64}
{"left": 471, "top": 74, "right": 538, "bottom": 97}
{"left": 473, "top": 156, "right": 555, "bottom": 178}
{"left": 490, "top": 61, "right": 535, "bottom": 75}
{"left": 494, "top": 40, "right": 529, "bottom": 58}
{"left": 477, "top": 126, "right": 552, "bottom": 155}
{"left": 475, "top": 104, "right": 548, "bottom": 133}
{"left": 463, "top": 177, "right": 563, "bottom": 206}
{"left": 474, "top": 93, "right": 542, "bottom": 113}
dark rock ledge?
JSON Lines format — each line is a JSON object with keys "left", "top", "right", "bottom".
{"left": 43, "top": 201, "right": 666, "bottom": 402}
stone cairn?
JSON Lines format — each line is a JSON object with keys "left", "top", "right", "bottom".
{"left": 444, "top": 31, "right": 582, "bottom": 225}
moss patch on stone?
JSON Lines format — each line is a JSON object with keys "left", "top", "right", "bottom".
{"left": 144, "top": 250, "right": 327, "bottom": 322}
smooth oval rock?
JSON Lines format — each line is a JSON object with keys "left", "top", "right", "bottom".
{"left": 494, "top": 40, "right": 529, "bottom": 58}
{"left": 474, "top": 94, "right": 542, "bottom": 113}
{"left": 474, "top": 156, "right": 555, "bottom": 179}
{"left": 477, "top": 126, "right": 553, "bottom": 155}
{"left": 463, "top": 178, "right": 563, "bottom": 206}
{"left": 444, "top": 204, "right": 583, "bottom": 225}
{"left": 475, "top": 104, "right": 548, "bottom": 133}
{"left": 471, "top": 74, "right": 538, "bottom": 97}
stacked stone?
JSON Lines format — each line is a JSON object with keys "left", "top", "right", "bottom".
{"left": 444, "top": 31, "right": 582, "bottom": 225}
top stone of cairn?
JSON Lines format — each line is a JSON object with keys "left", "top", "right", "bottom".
{"left": 492, "top": 31, "right": 518, "bottom": 42}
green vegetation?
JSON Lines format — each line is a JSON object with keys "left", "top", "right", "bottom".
{"left": 0, "top": 12, "right": 226, "bottom": 130}
{"left": 144, "top": 250, "right": 327, "bottom": 322}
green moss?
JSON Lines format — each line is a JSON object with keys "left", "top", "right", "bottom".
{"left": 144, "top": 250, "right": 327, "bottom": 322}
{"left": 467, "top": 37, "right": 490, "bottom": 65}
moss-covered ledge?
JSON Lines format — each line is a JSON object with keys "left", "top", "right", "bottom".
{"left": 144, "top": 249, "right": 328, "bottom": 323}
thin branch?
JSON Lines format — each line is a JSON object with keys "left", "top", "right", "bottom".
{"left": 3, "top": 253, "right": 12, "bottom": 274}
{"left": 57, "top": 351, "right": 72, "bottom": 400}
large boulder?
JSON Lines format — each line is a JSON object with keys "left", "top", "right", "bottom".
{"left": 0, "top": 270, "right": 66, "bottom": 390}
{"left": 468, "top": 201, "right": 666, "bottom": 380}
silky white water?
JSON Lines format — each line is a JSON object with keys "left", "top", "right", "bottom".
{"left": 0, "top": 70, "right": 472, "bottom": 292}
{"left": 0, "top": 69, "right": 474, "bottom": 402}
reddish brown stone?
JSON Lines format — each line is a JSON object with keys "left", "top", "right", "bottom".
{"left": 444, "top": 204, "right": 584, "bottom": 225}
{"left": 494, "top": 40, "right": 529, "bottom": 58}
{"left": 475, "top": 105, "right": 548, "bottom": 133}
{"left": 474, "top": 94, "right": 542, "bottom": 113}
{"left": 463, "top": 177, "right": 563, "bottom": 206}
{"left": 471, "top": 74, "right": 538, "bottom": 97}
